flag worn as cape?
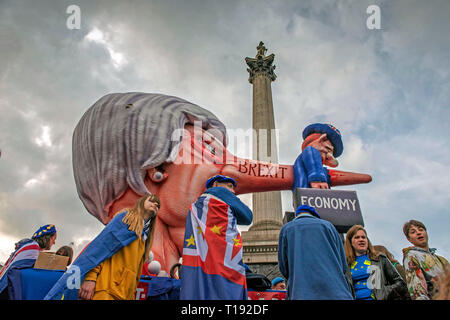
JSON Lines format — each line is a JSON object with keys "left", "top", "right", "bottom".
{"left": 0, "top": 239, "right": 40, "bottom": 298}
{"left": 180, "top": 186, "right": 252, "bottom": 300}
{"left": 44, "top": 211, "right": 138, "bottom": 300}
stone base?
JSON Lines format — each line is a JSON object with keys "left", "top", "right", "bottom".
{"left": 242, "top": 228, "right": 280, "bottom": 264}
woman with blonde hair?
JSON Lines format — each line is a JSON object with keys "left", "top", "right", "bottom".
{"left": 45, "top": 194, "right": 160, "bottom": 300}
{"left": 344, "top": 225, "right": 408, "bottom": 300}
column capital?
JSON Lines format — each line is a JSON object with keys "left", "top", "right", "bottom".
{"left": 245, "top": 41, "right": 276, "bottom": 83}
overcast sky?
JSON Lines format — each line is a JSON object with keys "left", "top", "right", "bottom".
{"left": 1, "top": 0, "right": 449, "bottom": 265}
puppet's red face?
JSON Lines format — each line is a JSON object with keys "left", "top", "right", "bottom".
{"left": 151, "top": 124, "right": 226, "bottom": 229}
{"left": 303, "top": 133, "right": 339, "bottom": 168}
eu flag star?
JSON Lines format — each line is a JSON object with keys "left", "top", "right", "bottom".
{"left": 185, "top": 234, "right": 196, "bottom": 247}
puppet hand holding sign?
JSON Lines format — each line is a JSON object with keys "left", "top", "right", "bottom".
{"left": 293, "top": 123, "right": 372, "bottom": 191}
{"left": 73, "top": 93, "right": 371, "bottom": 272}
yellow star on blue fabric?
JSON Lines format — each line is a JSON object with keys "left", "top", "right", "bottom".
{"left": 185, "top": 234, "right": 195, "bottom": 247}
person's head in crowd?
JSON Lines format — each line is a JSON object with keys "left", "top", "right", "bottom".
{"left": 271, "top": 277, "right": 286, "bottom": 291}
{"left": 206, "top": 175, "right": 236, "bottom": 194}
{"left": 373, "top": 244, "right": 407, "bottom": 281}
{"left": 295, "top": 205, "right": 320, "bottom": 218}
{"left": 403, "top": 220, "right": 429, "bottom": 250}
{"left": 373, "top": 245, "right": 396, "bottom": 262}
{"left": 14, "top": 238, "right": 31, "bottom": 250}
{"left": 344, "top": 224, "right": 379, "bottom": 265}
{"left": 32, "top": 224, "right": 57, "bottom": 250}
{"left": 56, "top": 246, "right": 74, "bottom": 266}
{"left": 433, "top": 265, "right": 450, "bottom": 300}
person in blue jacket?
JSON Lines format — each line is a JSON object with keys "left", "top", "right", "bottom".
{"left": 180, "top": 174, "right": 252, "bottom": 300}
{"left": 278, "top": 204, "right": 354, "bottom": 300}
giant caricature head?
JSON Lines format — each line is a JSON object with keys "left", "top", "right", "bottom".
{"left": 73, "top": 93, "right": 227, "bottom": 224}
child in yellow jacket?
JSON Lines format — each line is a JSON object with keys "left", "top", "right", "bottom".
{"left": 79, "top": 194, "right": 160, "bottom": 300}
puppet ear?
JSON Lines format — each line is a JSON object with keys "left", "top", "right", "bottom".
{"left": 148, "top": 167, "right": 168, "bottom": 183}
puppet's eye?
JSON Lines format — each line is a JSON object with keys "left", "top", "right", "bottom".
{"left": 205, "top": 142, "right": 216, "bottom": 155}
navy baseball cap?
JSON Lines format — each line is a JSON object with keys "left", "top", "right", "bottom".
{"left": 205, "top": 175, "right": 237, "bottom": 189}
{"left": 295, "top": 205, "right": 321, "bottom": 218}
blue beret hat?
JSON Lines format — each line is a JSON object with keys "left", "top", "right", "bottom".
{"left": 295, "top": 205, "right": 321, "bottom": 218}
{"left": 271, "top": 277, "right": 285, "bottom": 286}
{"left": 206, "top": 175, "right": 237, "bottom": 189}
{"left": 32, "top": 224, "right": 56, "bottom": 240}
{"left": 302, "top": 123, "right": 343, "bottom": 158}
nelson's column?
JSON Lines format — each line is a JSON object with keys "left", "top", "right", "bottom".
{"left": 241, "top": 42, "right": 283, "bottom": 278}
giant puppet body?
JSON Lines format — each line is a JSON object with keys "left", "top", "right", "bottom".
{"left": 72, "top": 92, "right": 371, "bottom": 272}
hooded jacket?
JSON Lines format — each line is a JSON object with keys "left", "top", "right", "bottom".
{"left": 402, "top": 246, "right": 449, "bottom": 300}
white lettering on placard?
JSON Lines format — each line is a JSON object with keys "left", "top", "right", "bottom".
{"left": 300, "top": 196, "right": 358, "bottom": 211}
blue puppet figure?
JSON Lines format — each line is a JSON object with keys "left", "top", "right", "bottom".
{"left": 292, "top": 123, "right": 344, "bottom": 191}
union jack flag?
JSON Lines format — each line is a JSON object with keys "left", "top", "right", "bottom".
{"left": 0, "top": 240, "right": 40, "bottom": 294}
{"left": 180, "top": 188, "right": 251, "bottom": 300}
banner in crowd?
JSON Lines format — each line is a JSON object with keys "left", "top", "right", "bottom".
{"left": 247, "top": 290, "right": 286, "bottom": 300}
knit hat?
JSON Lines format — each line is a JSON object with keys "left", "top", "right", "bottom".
{"left": 32, "top": 224, "right": 56, "bottom": 240}
{"left": 302, "top": 123, "right": 343, "bottom": 158}
{"left": 206, "top": 175, "right": 237, "bottom": 189}
{"left": 295, "top": 205, "right": 321, "bottom": 218}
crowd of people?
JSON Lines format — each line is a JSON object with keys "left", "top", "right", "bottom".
{"left": 0, "top": 174, "right": 448, "bottom": 300}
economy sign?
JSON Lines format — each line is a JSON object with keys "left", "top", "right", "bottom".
{"left": 293, "top": 188, "right": 364, "bottom": 233}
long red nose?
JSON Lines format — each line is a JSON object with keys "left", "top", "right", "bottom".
{"left": 220, "top": 155, "right": 294, "bottom": 195}
{"left": 219, "top": 154, "right": 372, "bottom": 194}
